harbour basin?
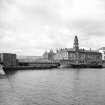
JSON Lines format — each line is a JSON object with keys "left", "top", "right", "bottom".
{"left": 0, "top": 68, "right": 105, "bottom": 105}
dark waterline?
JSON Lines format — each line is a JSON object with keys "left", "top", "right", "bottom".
{"left": 0, "top": 68, "right": 105, "bottom": 105}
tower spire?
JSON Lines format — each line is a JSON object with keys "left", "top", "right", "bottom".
{"left": 73, "top": 35, "right": 79, "bottom": 51}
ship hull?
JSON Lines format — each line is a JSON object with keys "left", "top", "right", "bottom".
{"left": 60, "top": 64, "right": 72, "bottom": 68}
{"left": 60, "top": 63, "right": 102, "bottom": 68}
{"left": 3, "top": 63, "right": 60, "bottom": 71}
{"left": 70, "top": 64, "right": 102, "bottom": 68}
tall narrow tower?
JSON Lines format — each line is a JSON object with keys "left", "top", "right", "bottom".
{"left": 73, "top": 35, "right": 79, "bottom": 51}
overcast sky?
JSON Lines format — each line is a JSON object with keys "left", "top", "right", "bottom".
{"left": 0, "top": 0, "right": 105, "bottom": 56}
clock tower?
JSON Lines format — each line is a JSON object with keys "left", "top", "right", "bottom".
{"left": 73, "top": 35, "right": 79, "bottom": 51}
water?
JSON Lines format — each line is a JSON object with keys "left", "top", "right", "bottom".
{"left": 0, "top": 68, "right": 105, "bottom": 105}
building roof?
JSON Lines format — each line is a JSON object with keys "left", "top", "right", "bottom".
{"left": 55, "top": 36, "right": 101, "bottom": 54}
{"left": 98, "top": 47, "right": 105, "bottom": 50}
{"left": 56, "top": 48, "right": 100, "bottom": 54}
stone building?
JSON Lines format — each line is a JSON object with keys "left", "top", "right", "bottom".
{"left": 53, "top": 36, "right": 102, "bottom": 67}
{"left": 98, "top": 47, "right": 105, "bottom": 60}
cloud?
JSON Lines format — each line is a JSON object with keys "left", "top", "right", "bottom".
{"left": 0, "top": 0, "right": 105, "bottom": 55}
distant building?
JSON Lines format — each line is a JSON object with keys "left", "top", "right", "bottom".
{"left": 98, "top": 47, "right": 105, "bottom": 60}
{"left": 53, "top": 36, "right": 102, "bottom": 67}
{"left": 17, "top": 55, "right": 43, "bottom": 63}
{"left": 0, "top": 53, "right": 17, "bottom": 67}
{"left": 43, "top": 51, "right": 49, "bottom": 59}
{"left": 43, "top": 50, "right": 55, "bottom": 61}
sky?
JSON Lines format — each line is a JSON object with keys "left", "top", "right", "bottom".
{"left": 0, "top": 0, "right": 105, "bottom": 56}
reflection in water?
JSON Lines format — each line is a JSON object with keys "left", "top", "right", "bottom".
{"left": 0, "top": 74, "right": 7, "bottom": 79}
{"left": 72, "top": 69, "right": 81, "bottom": 104}
{"left": 0, "top": 68, "right": 105, "bottom": 105}
{"left": 4, "top": 70, "right": 18, "bottom": 76}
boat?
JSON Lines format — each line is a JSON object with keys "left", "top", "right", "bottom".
{"left": 60, "top": 63, "right": 102, "bottom": 68}
{"left": 70, "top": 63, "right": 102, "bottom": 68}
{"left": 59, "top": 60, "right": 102, "bottom": 68}
{"left": 3, "top": 63, "right": 60, "bottom": 71}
